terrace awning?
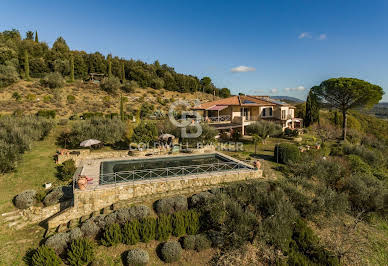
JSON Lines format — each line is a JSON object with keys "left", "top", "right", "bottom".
{"left": 206, "top": 105, "right": 228, "bottom": 111}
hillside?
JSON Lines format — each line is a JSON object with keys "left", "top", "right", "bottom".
{"left": 0, "top": 80, "right": 217, "bottom": 118}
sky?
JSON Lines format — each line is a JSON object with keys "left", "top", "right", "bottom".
{"left": 1, "top": 0, "right": 388, "bottom": 101}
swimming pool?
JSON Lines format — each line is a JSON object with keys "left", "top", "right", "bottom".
{"left": 99, "top": 153, "right": 252, "bottom": 185}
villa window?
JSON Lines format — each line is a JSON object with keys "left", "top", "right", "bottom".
{"left": 262, "top": 107, "right": 272, "bottom": 117}
{"left": 281, "top": 110, "right": 286, "bottom": 120}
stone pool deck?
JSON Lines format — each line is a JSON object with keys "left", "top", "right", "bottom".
{"left": 47, "top": 152, "right": 262, "bottom": 229}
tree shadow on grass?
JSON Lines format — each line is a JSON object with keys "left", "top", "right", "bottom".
{"left": 249, "top": 153, "right": 275, "bottom": 162}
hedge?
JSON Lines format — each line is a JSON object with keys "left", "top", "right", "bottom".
{"left": 274, "top": 143, "right": 300, "bottom": 164}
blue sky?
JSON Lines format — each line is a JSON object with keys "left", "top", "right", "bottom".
{"left": 1, "top": 0, "right": 388, "bottom": 101}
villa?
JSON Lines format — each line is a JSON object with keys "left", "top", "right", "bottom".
{"left": 192, "top": 95, "right": 303, "bottom": 134}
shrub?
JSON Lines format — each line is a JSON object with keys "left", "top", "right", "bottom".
{"left": 12, "top": 91, "right": 21, "bottom": 101}
{"left": 284, "top": 128, "right": 299, "bottom": 137}
{"left": 347, "top": 154, "right": 372, "bottom": 175}
{"left": 43, "top": 186, "right": 73, "bottom": 206}
{"left": 100, "top": 76, "right": 121, "bottom": 94}
{"left": 45, "top": 232, "right": 70, "bottom": 255}
{"left": 101, "top": 223, "right": 122, "bottom": 246}
{"left": 121, "top": 80, "right": 138, "bottom": 93}
{"left": 40, "top": 72, "right": 65, "bottom": 89}
{"left": 80, "top": 220, "right": 100, "bottom": 238}
{"left": 67, "top": 239, "right": 95, "bottom": 266}
{"left": 14, "top": 190, "right": 36, "bottom": 209}
{"left": 156, "top": 214, "right": 172, "bottom": 241}
{"left": 139, "top": 217, "right": 156, "bottom": 243}
{"left": 126, "top": 248, "right": 149, "bottom": 266}
{"left": 194, "top": 234, "right": 212, "bottom": 252}
{"left": 288, "top": 219, "right": 340, "bottom": 266}
{"left": 154, "top": 195, "right": 188, "bottom": 215}
{"left": 274, "top": 143, "right": 300, "bottom": 164}
{"left": 245, "top": 121, "right": 282, "bottom": 138}
{"left": 128, "top": 205, "right": 150, "bottom": 220}
{"left": 122, "top": 220, "right": 140, "bottom": 245}
{"left": 36, "top": 109, "right": 56, "bottom": 119}
{"left": 131, "top": 121, "right": 158, "bottom": 145}
{"left": 57, "top": 159, "right": 77, "bottom": 181}
{"left": 69, "top": 227, "right": 83, "bottom": 241}
{"left": 56, "top": 118, "right": 127, "bottom": 149}
{"left": 181, "top": 235, "right": 196, "bottom": 250}
{"left": 172, "top": 211, "right": 186, "bottom": 237}
{"left": 159, "top": 241, "right": 182, "bottom": 263}
{"left": 184, "top": 209, "right": 200, "bottom": 235}
{"left": 0, "top": 64, "right": 19, "bottom": 87}
{"left": 31, "top": 245, "right": 62, "bottom": 266}
{"left": 67, "top": 95, "right": 76, "bottom": 104}
{"left": 189, "top": 191, "right": 214, "bottom": 208}
{"left": 35, "top": 190, "right": 47, "bottom": 203}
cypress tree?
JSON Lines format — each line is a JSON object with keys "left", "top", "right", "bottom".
{"left": 120, "top": 94, "right": 125, "bottom": 121}
{"left": 121, "top": 62, "right": 126, "bottom": 82}
{"left": 70, "top": 54, "right": 75, "bottom": 82}
{"left": 24, "top": 50, "right": 30, "bottom": 80}
{"left": 34, "top": 30, "right": 39, "bottom": 42}
{"left": 305, "top": 88, "right": 320, "bottom": 127}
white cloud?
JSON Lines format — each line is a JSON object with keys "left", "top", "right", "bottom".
{"left": 270, "top": 88, "right": 278, "bottom": 94}
{"left": 298, "top": 32, "right": 311, "bottom": 39}
{"left": 284, "top": 86, "right": 306, "bottom": 92}
{"left": 317, "top": 33, "right": 327, "bottom": 40}
{"left": 230, "top": 66, "right": 256, "bottom": 73}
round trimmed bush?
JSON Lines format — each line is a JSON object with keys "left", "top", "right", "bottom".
{"left": 154, "top": 195, "right": 188, "bottom": 215}
{"left": 31, "top": 245, "right": 62, "bottom": 266}
{"left": 69, "top": 227, "right": 83, "bottom": 241}
{"left": 67, "top": 238, "right": 95, "bottom": 266}
{"left": 14, "top": 190, "right": 36, "bottom": 209}
{"left": 128, "top": 205, "right": 150, "bottom": 220}
{"left": 159, "top": 241, "right": 182, "bottom": 263}
{"left": 45, "top": 232, "right": 70, "bottom": 255}
{"left": 101, "top": 223, "right": 122, "bottom": 246}
{"left": 104, "top": 212, "right": 117, "bottom": 227}
{"left": 194, "top": 234, "right": 211, "bottom": 252}
{"left": 80, "top": 220, "right": 100, "bottom": 238}
{"left": 274, "top": 143, "right": 300, "bottom": 164}
{"left": 126, "top": 248, "right": 149, "bottom": 266}
{"left": 189, "top": 191, "right": 214, "bottom": 208}
{"left": 43, "top": 186, "right": 73, "bottom": 206}
{"left": 115, "top": 207, "right": 132, "bottom": 224}
{"left": 181, "top": 235, "right": 196, "bottom": 250}
{"left": 93, "top": 215, "right": 107, "bottom": 230}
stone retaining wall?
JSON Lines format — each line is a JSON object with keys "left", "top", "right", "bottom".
{"left": 47, "top": 168, "right": 262, "bottom": 229}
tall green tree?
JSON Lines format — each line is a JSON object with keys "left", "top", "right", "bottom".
{"left": 121, "top": 61, "right": 126, "bottom": 82}
{"left": 120, "top": 94, "right": 125, "bottom": 121}
{"left": 108, "top": 60, "right": 112, "bottom": 77}
{"left": 24, "top": 50, "right": 30, "bottom": 80}
{"left": 34, "top": 30, "right": 39, "bottom": 42}
{"left": 312, "top": 78, "right": 384, "bottom": 140}
{"left": 304, "top": 88, "right": 320, "bottom": 127}
{"left": 70, "top": 54, "right": 75, "bottom": 82}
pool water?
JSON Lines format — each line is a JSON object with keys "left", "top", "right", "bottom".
{"left": 99, "top": 153, "right": 250, "bottom": 184}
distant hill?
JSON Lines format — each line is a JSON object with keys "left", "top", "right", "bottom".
{"left": 271, "top": 96, "right": 304, "bottom": 104}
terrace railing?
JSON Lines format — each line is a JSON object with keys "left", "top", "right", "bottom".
{"left": 99, "top": 160, "right": 252, "bottom": 185}
{"left": 207, "top": 115, "right": 231, "bottom": 123}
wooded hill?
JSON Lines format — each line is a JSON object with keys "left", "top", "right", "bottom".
{"left": 0, "top": 29, "right": 231, "bottom": 97}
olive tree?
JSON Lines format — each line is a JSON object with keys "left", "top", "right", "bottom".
{"left": 313, "top": 78, "right": 384, "bottom": 140}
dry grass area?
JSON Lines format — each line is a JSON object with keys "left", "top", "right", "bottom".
{"left": 94, "top": 240, "right": 216, "bottom": 265}
{"left": 0, "top": 80, "right": 216, "bottom": 117}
